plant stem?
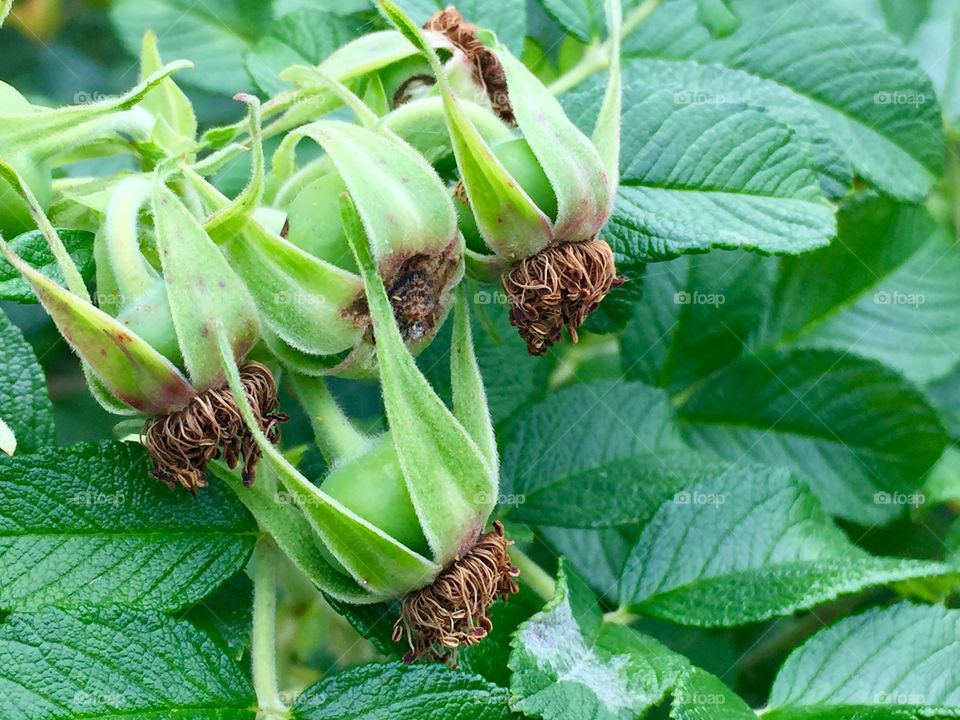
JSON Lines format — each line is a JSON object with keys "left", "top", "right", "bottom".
{"left": 509, "top": 547, "right": 556, "bottom": 600}
{"left": 290, "top": 373, "right": 370, "bottom": 463}
{"left": 603, "top": 606, "right": 640, "bottom": 625}
{"left": 548, "top": 0, "right": 662, "bottom": 95}
{"left": 252, "top": 538, "right": 288, "bottom": 720}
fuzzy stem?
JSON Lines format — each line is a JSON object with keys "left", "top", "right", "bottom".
{"left": 290, "top": 374, "right": 370, "bottom": 464}
{"left": 508, "top": 547, "right": 555, "bottom": 601}
{"left": 251, "top": 537, "right": 289, "bottom": 720}
{"left": 547, "top": 0, "right": 662, "bottom": 95}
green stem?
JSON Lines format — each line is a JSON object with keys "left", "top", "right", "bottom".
{"left": 603, "top": 606, "right": 640, "bottom": 625}
{"left": 547, "top": 0, "right": 662, "bottom": 95}
{"left": 251, "top": 538, "right": 289, "bottom": 720}
{"left": 509, "top": 547, "right": 556, "bottom": 600}
{"left": 290, "top": 373, "right": 370, "bottom": 463}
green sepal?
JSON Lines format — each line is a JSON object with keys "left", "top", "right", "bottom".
{"left": 0, "top": 60, "right": 193, "bottom": 164}
{"left": 216, "top": 331, "right": 440, "bottom": 599}
{"left": 0, "top": 162, "right": 88, "bottom": 297}
{"left": 341, "top": 194, "right": 497, "bottom": 565}
{"left": 498, "top": 47, "right": 613, "bottom": 242}
{"left": 319, "top": 30, "right": 420, "bottom": 83}
{"left": 0, "top": 0, "right": 11, "bottom": 28}
{"left": 205, "top": 94, "right": 265, "bottom": 235}
{"left": 451, "top": 290, "right": 498, "bottom": 476}
{"left": 592, "top": 0, "right": 623, "bottom": 189}
{"left": 139, "top": 31, "right": 197, "bottom": 157}
{"left": 150, "top": 183, "right": 260, "bottom": 391}
{"left": 382, "top": 96, "right": 515, "bottom": 165}
{"left": 209, "top": 461, "right": 382, "bottom": 605}
{"left": 103, "top": 176, "right": 161, "bottom": 301}
{"left": 0, "top": 234, "right": 195, "bottom": 416}
{"left": 379, "top": 0, "right": 553, "bottom": 261}
{"left": 185, "top": 169, "right": 365, "bottom": 359}
{"left": 277, "top": 120, "right": 459, "bottom": 263}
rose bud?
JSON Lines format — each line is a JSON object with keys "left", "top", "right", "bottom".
{"left": 187, "top": 93, "right": 463, "bottom": 377}
{"left": 0, "top": 162, "right": 286, "bottom": 494}
{"left": 380, "top": 0, "right": 625, "bottom": 355}
{"left": 219, "top": 194, "right": 518, "bottom": 664}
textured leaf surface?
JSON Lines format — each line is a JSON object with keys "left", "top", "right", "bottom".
{"left": 0, "top": 441, "right": 256, "bottom": 611}
{"left": 0, "top": 308, "right": 54, "bottom": 454}
{"left": 671, "top": 668, "right": 758, "bottom": 719}
{"left": 761, "top": 197, "right": 960, "bottom": 385}
{"left": 621, "top": 251, "right": 773, "bottom": 393}
{"left": 619, "top": 463, "right": 948, "bottom": 625}
{"left": 767, "top": 603, "right": 960, "bottom": 719}
{"left": 560, "top": 66, "right": 836, "bottom": 263}
{"left": 537, "top": 0, "right": 605, "bottom": 42}
{"left": 181, "top": 572, "right": 253, "bottom": 660}
{"left": 291, "top": 662, "right": 513, "bottom": 719}
{"left": 510, "top": 561, "right": 688, "bottom": 720}
{"left": 0, "top": 229, "right": 94, "bottom": 303}
{"left": 111, "top": 0, "right": 270, "bottom": 93}
{"left": 0, "top": 607, "right": 255, "bottom": 718}
{"left": 626, "top": 0, "right": 944, "bottom": 201}
{"left": 678, "top": 349, "right": 948, "bottom": 523}
{"left": 245, "top": 10, "right": 360, "bottom": 95}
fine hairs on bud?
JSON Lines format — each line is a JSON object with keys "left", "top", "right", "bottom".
{"left": 393, "top": 521, "right": 520, "bottom": 665}
{"left": 503, "top": 239, "right": 625, "bottom": 356}
{"left": 144, "top": 362, "right": 288, "bottom": 493}
{"left": 424, "top": 6, "right": 515, "bottom": 125}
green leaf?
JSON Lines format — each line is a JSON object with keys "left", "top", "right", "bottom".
{"left": 245, "top": 10, "right": 360, "bottom": 96}
{"left": 619, "top": 462, "right": 949, "bottom": 625}
{"left": 0, "top": 607, "right": 255, "bottom": 718}
{"left": 111, "top": 0, "right": 270, "bottom": 93}
{"left": 766, "top": 603, "right": 960, "bottom": 719}
{"left": 509, "top": 560, "right": 689, "bottom": 720}
{"left": 501, "top": 381, "right": 687, "bottom": 499}
{"left": 678, "top": 349, "right": 948, "bottom": 524}
{"left": 537, "top": 0, "right": 605, "bottom": 42}
{"left": 0, "top": 308, "right": 55, "bottom": 454}
{"left": 671, "top": 668, "right": 758, "bottom": 719}
{"left": 761, "top": 197, "right": 960, "bottom": 385}
{"left": 181, "top": 572, "right": 253, "bottom": 660}
{"left": 621, "top": 251, "right": 774, "bottom": 394}
{"left": 626, "top": 0, "right": 945, "bottom": 201}
{"left": 291, "top": 662, "right": 513, "bottom": 719}
{"left": 561, "top": 67, "right": 837, "bottom": 262}
{"left": 0, "top": 229, "right": 95, "bottom": 304}
{"left": 0, "top": 441, "right": 257, "bottom": 612}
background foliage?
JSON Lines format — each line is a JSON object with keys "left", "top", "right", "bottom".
{"left": 2, "top": 0, "right": 960, "bottom": 717}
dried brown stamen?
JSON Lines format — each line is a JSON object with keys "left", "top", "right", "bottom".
{"left": 392, "top": 521, "right": 520, "bottom": 665}
{"left": 143, "top": 362, "right": 288, "bottom": 494}
{"left": 425, "top": 6, "right": 515, "bottom": 125}
{"left": 503, "top": 239, "right": 624, "bottom": 356}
